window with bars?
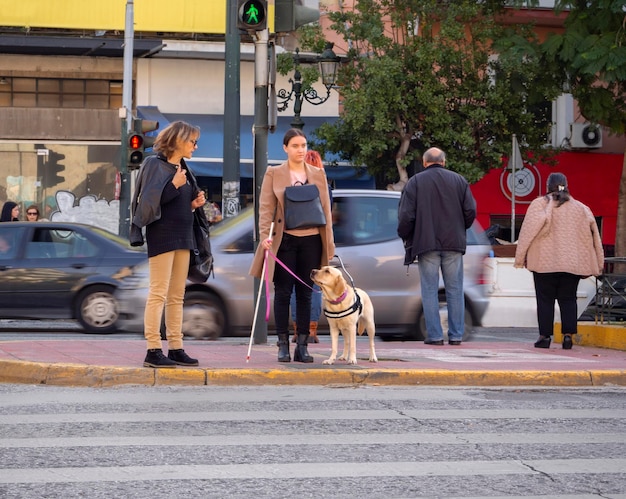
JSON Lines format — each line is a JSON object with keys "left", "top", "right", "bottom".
{"left": 0, "top": 77, "right": 122, "bottom": 109}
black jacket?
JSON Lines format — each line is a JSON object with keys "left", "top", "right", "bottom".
{"left": 130, "top": 154, "right": 203, "bottom": 247}
{"left": 397, "top": 164, "right": 476, "bottom": 264}
{"left": 131, "top": 154, "right": 200, "bottom": 229}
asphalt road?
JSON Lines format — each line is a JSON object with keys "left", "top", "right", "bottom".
{"left": 0, "top": 384, "right": 624, "bottom": 498}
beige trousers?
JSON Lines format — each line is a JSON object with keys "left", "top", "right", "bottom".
{"left": 144, "top": 249, "right": 190, "bottom": 350}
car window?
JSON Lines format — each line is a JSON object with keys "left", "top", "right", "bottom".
{"left": 223, "top": 231, "right": 254, "bottom": 253}
{"left": 335, "top": 195, "right": 400, "bottom": 246}
{"left": 466, "top": 222, "right": 490, "bottom": 246}
{"left": 25, "top": 228, "right": 99, "bottom": 259}
{"left": 0, "top": 227, "right": 21, "bottom": 260}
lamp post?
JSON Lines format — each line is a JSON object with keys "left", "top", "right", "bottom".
{"left": 276, "top": 42, "right": 340, "bottom": 129}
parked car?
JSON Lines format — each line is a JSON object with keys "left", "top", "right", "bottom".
{"left": 116, "top": 189, "right": 491, "bottom": 341}
{"left": 0, "top": 222, "right": 147, "bottom": 333}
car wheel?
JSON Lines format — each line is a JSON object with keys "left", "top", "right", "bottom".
{"left": 415, "top": 298, "right": 474, "bottom": 342}
{"left": 181, "top": 291, "right": 227, "bottom": 340}
{"left": 76, "top": 285, "right": 119, "bottom": 334}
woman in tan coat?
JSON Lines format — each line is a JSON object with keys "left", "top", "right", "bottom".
{"left": 249, "top": 129, "right": 335, "bottom": 363}
{"left": 515, "top": 172, "right": 604, "bottom": 349}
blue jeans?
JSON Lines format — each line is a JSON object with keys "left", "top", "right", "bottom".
{"left": 417, "top": 251, "right": 465, "bottom": 342}
{"left": 291, "top": 284, "right": 322, "bottom": 322}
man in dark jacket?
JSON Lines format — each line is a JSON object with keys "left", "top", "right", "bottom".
{"left": 397, "top": 147, "right": 476, "bottom": 345}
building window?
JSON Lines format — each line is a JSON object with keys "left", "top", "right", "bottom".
{"left": 0, "top": 77, "right": 122, "bottom": 109}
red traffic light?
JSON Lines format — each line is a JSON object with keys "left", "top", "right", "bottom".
{"left": 129, "top": 134, "right": 143, "bottom": 150}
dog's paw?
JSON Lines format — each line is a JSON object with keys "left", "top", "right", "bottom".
{"left": 338, "top": 355, "right": 347, "bottom": 361}
{"left": 322, "top": 359, "right": 335, "bottom": 365}
{"left": 369, "top": 356, "right": 378, "bottom": 363}
{"left": 347, "top": 358, "right": 358, "bottom": 365}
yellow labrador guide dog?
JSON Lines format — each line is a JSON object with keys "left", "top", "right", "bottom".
{"left": 310, "top": 266, "right": 377, "bottom": 365}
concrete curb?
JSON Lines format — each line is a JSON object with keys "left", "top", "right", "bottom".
{"left": 1, "top": 359, "right": 625, "bottom": 387}
{"left": 555, "top": 323, "right": 626, "bottom": 351}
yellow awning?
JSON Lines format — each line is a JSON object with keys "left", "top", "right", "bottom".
{"left": 0, "top": 0, "right": 235, "bottom": 34}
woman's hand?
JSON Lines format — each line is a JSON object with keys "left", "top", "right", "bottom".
{"left": 172, "top": 166, "right": 187, "bottom": 189}
{"left": 191, "top": 190, "right": 206, "bottom": 210}
{"left": 261, "top": 237, "right": 272, "bottom": 251}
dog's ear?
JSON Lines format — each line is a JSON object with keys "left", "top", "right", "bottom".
{"left": 332, "top": 270, "right": 345, "bottom": 295}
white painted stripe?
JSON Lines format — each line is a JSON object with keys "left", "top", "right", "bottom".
{"left": 0, "top": 459, "right": 624, "bottom": 484}
{"left": 461, "top": 496, "right": 626, "bottom": 499}
{"left": 0, "top": 432, "right": 624, "bottom": 449}
{"left": 0, "top": 408, "right": 622, "bottom": 424}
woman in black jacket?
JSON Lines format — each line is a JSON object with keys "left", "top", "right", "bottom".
{"left": 131, "top": 121, "right": 206, "bottom": 368}
{"left": 0, "top": 201, "right": 20, "bottom": 222}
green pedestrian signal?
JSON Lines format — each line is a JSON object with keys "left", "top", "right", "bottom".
{"left": 237, "top": 0, "right": 267, "bottom": 31}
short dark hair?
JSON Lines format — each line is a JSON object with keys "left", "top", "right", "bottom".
{"left": 283, "top": 128, "right": 307, "bottom": 147}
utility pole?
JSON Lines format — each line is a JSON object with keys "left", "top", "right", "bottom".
{"left": 223, "top": 0, "right": 241, "bottom": 219}
{"left": 118, "top": 0, "right": 135, "bottom": 238}
{"left": 252, "top": 27, "right": 270, "bottom": 345}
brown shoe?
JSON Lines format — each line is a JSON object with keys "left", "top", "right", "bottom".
{"left": 309, "top": 321, "right": 319, "bottom": 343}
{"left": 291, "top": 321, "right": 298, "bottom": 343}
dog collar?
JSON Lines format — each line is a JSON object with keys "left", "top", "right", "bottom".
{"left": 324, "top": 293, "right": 363, "bottom": 319}
{"left": 328, "top": 288, "right": 349, "bottom": 305}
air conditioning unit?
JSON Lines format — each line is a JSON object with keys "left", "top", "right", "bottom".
{"left": 570, "top": 123, "right": 603, "bottom": 149}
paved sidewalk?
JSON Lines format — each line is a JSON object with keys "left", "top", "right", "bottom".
{"left": 0, "top": 328, "right": 625, "bottom": 387}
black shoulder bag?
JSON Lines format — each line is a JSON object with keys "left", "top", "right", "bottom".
{"left": 284, "top": 183, "right": 326, "bottom": 230}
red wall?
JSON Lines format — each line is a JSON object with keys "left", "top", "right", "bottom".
{"left": 470, "top": 152, "right": 623, "bottom": 245}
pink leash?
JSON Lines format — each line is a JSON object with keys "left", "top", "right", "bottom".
{"left": 263, "top": 249, "right": 321, "bottom": 321}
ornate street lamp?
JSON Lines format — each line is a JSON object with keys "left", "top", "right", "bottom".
{"left": 276, "top": 42, "right": 341, "bottom": 129}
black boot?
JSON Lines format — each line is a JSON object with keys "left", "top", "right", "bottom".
{"left": 293, "top": 334, "right": 313, "bottom": 363}
{"left": 277, "top": 333, "right": 291, "bottom": 363}
{"left": 144, "top": 348, "right": 177, "bottom": 368}
{"left": 167, "top": 349, "right": 199, "bottom": 366}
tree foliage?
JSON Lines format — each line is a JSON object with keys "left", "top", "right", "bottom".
{"left": 291, "top": 0, "right": 563, "bottom": 188}
{"left": 543, "top": 0, "right": 626, "bottom": 133}
{"left": 542, "top": 0, "right": 626, "bottom": 259}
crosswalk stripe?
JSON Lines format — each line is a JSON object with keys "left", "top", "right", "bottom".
{"left": 1, "top": 432, "right": 625, "bottom": 448}
{"left": 0, "top": 459, "right": 624, "bottom": 484}
{"left": 0, "top": 408, "right": 623, "bottom": 424}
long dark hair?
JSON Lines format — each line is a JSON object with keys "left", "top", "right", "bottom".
{"left": 545, "top": 172, "right": 570, "bottom": 207}
{"left": 0, "top": 201, "right": 18, "bottom": 222}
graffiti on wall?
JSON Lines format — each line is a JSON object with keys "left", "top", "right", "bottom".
{"left": 49, "top": 191, "right": 120, "bottom": 234}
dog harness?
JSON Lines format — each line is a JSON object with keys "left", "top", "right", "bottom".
{"left": 323, "top": 287, "right": 363, "bottom": 319}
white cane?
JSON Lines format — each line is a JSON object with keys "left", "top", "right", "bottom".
{"left": 247, "top": 222, "right": 274, "bottom": 362}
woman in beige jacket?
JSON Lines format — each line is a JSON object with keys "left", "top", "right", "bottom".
{"left": 249, "top": 129, "right": 335, "bottom": 363}
{"left": 514, "top": 172, "right": 604, "bottom": 349}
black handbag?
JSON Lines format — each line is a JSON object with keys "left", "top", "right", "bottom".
{"left": 284, "top": 183, "right": 326, "bottom": 230}
{"left": 188, "top": 207, "right": 215, "bottom": 283}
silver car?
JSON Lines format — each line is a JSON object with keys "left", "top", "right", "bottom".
{"left": 116, "top": 189, "right": 490, "bottom": 340}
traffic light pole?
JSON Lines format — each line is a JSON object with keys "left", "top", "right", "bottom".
{"left": 223, "top": 0, "right": 241, "bottom": 219}
{"left": 252, "top": 28, "right": 270, "bottom": 345}
{"left": 119, "top": 0, "right": 135, "bottom": 238}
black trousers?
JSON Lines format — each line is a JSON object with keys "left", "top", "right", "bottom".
{"left": 273, "top": 233, "right": 322, "bottom": 336}
{"left": 533, "top": 272, "right": 581, "bottom": 337}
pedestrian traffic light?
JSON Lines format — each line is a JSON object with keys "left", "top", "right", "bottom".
{"left": 126, "top": 118, "right": 159, "bottom": 170}
{"left": 44, "top": 150, "right": 65, "bottom": 188}
{"left": 274, "top": 0, "right": 320, "bottom": 33}
{"left": 237, "top": 0, "right": 267, "bottom": 31}
{"left": 127, "top": 131, "right": 143, "bottom": 168}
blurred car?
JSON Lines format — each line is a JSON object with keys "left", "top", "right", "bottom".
{"left": 0, "top": 222, "right": 146, "bottom": 333}
{"left": 116, "top": 189, "right": 491, "bottom": 341}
